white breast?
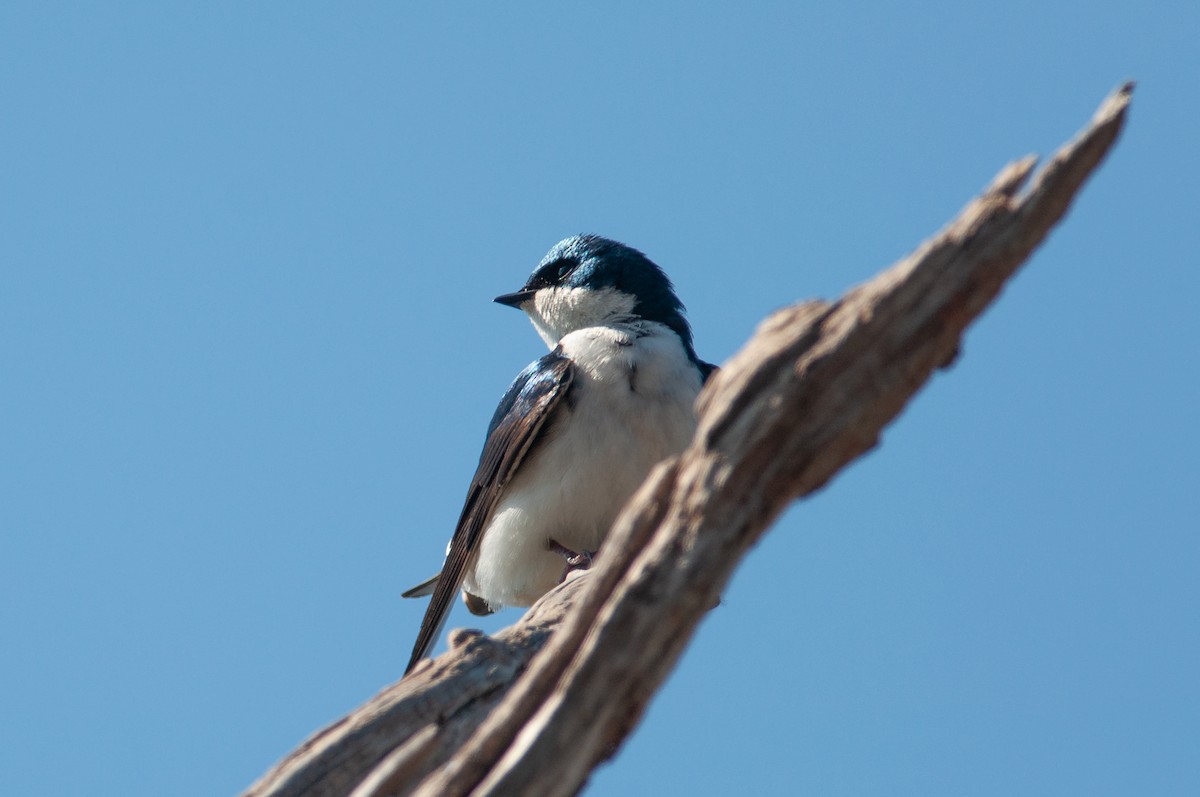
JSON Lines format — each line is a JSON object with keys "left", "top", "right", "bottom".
{"left": 463, "top": 321, "right": 703, "bottom": 609}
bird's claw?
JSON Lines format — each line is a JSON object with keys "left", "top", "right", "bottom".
{"left": 548, "top": 539, "right": 596, "bottom": 583}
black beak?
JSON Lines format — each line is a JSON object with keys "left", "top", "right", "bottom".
{"left": 493, "top": 288, "right": 535, "bottom": 308}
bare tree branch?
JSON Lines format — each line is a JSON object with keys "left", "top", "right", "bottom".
{"left": 242, "top": 82, "right": 1133, "bottom": 797}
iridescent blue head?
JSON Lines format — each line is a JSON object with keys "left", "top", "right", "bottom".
{"left": 495, "top": 234, "right": 704, "bottom": 366}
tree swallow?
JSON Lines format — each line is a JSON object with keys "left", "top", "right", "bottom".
{"left": 402, "top": 234, "right": 715, "bottom": 674}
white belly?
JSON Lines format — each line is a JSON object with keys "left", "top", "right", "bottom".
{"left": 463, "top": 322, "right": 703, "bottom": 609}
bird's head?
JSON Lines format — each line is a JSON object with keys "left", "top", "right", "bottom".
{"left": 495, "top": 234, "right": 697, "bottom": 356}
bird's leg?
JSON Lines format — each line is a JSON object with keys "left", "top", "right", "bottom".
{"left": 548, "top": 538, "right": 596, "bottom": 583}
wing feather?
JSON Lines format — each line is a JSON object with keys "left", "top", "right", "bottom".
{"left": 404, "top": 351, "right": 574, "bottom": 674}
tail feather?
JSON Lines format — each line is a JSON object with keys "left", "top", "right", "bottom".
{"left": 401, "top": 574, "right": 439, "bottom": 599}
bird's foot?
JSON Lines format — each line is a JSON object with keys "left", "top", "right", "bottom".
{"left": 548, "top": 539, "right": 596, "bottom": 583}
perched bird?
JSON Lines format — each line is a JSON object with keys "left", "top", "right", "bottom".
{"left": 402, "top": 234, "right": 715, "bottom": 675}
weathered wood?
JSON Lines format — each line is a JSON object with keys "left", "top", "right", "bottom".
{"left": 242, "top": 82, "right": 1132, "bottom": 797}
{"left": 241, "top": 575, "right": 589, "bottom": 797}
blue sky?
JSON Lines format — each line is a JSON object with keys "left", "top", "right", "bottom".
{"left": 1, "top": 3, "right": 1196, "bottom": 795}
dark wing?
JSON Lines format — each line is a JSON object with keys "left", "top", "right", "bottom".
{"left": 404, "top": 350, "right": 575, "bottom": 675}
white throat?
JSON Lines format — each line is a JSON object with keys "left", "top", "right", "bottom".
{"left": 523, "top": 286, "right": 637, "bottom": 348}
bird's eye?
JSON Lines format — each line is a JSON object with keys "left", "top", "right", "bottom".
{"left": 529, "top": 258, "right": 576, "bottom": 289}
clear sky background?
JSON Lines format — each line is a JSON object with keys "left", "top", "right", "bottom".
{"left": 2, "top": 3, "right": 1197, "bottom": 795}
